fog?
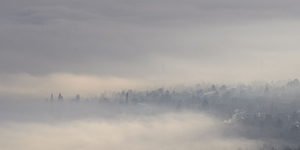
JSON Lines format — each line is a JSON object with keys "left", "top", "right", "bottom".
{"left": 0, "top": 105, "right": 262, "bottom": 150}
{"left": 1, "top": 0, "right": 300, "bottom": 149}
{"left": 0, "top": 79, "right": 300, "bottom": 150}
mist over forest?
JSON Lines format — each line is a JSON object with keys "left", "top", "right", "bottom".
{"left": 0, "top": 79, "right": 299, "bottom": 150}
{"left": 2, "top": 0, "right": 300, "bottom": 149}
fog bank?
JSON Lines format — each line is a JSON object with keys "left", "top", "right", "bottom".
{"left": 0, "top": 111, "right": 262, "bottom": 150}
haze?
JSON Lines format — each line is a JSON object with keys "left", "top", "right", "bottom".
{"left": 1, "top": 0, "right": 300, "bottom": 98}
{"left": 1, "top": 1, "right": 300, "bottom": 150}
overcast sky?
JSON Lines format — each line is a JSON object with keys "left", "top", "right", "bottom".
{"left": 1, "top": 0, "right": 300, "bottom": 99}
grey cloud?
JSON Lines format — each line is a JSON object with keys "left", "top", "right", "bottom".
{"left": 1, "top": 0, "right": 300, "bottom": 80}
{"left": 2, "top": 0, "right": 300, "bottom": 25}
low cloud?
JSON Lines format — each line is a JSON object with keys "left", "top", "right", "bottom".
{"left": 0, "top": 112, "right": 262, "bottom": 150}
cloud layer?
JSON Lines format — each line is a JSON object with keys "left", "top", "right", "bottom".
{"left": 1, "top": 0, "right": 300, "bottom": 96}
{"left": 0, "top": 112, "right": 262, "bottom": 150}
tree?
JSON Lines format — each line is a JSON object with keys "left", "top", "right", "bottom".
{"left": 202, "top": 99, "right": 209, "bottom": 108}
{"left": 264, "top": 87, "right": 269, "bottom": 96}
{"left": 58, "top": 93, "right": 63, "bottom": 101}
{"left": 276, "top": 118, "right": 284, "bottom": 129}
{"left": 125, "top": 92, "right": 129, "bottom": 104}
{"left": 50, "top": 93, "right": 53, "bottom": 101}
{"left": 211, "top": 85, "right": 216, "bottom": 91}
{"left": 289, "top": 125, "right": 299, "bottom": 140}
{"left": 292, "top": 111, "right": 299, "bottom": 120}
